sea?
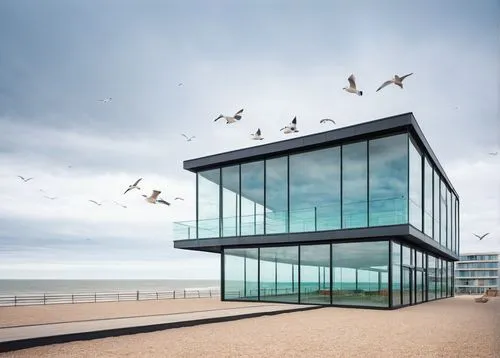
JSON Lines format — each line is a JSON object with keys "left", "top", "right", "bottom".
{"left": 0, "top": 279, "right": 220, "bottom": 295}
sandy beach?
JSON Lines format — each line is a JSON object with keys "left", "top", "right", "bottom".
{"left": 1, "top": 295, "right": 499, "bottom": 358}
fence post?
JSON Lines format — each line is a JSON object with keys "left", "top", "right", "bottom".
{"left": 72, "top": 294, "right": 74, "bottom": 304}
{"left": 173, "top": 290, "right": 176, "bottom": 299}
{"left": 210, "top": 289, "right": 212, "bottom": 298}
{"left": 184, "top": 290, "right": 186, "bottom": 299}
{"left": 136, "top": 290, "right": 139, "bottom": 301}
{"left": 43, "top": 294, "right": 46, "bottom": 305}
{"left": 14, "top": 296, "right": 17, "bottom": 306}
{"left": 156, "top": 292, "right": 158, "bottom": 300}
{"left": 94, "top": 293, "right": 97, "bottom": 303}
{"left": 118, "top": 293, "right": 120, "bottom": 301}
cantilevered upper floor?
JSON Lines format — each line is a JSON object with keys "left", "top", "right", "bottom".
{"left": 173, "top": 112, "right": 460, "bottom": 259}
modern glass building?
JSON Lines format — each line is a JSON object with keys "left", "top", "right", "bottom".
{"left": 173, "top": 112, "right": 460, "bottom": 309}
{"left": 455, "top": 252, "right": 499, "bottom": 294}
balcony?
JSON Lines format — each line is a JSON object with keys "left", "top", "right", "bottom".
{"left": 173, "top": 199, "right": 408, "bottom": 241}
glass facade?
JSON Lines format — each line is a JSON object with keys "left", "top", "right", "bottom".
{"left": 177, "top": 132, "right": 460, "bottom": 258}
{"left": 368, "top": 134, "right": 408, "bottom": 226}
{"left": 289, "top": 148, "right": 341, "bottom": 232}
{"left": 409, "top": 138, "right": 422, "bottom": 230}
{"left": 342, "top": 141, "right": 368, "bottom": 228}
{"left": 391, "top": 242, "right": 401, "bottom": 307}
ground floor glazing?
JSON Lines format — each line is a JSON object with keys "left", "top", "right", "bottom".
{"left": 223, "top": 239, "right": 455, "bottom": 308}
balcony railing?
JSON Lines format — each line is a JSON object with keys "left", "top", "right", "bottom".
{"left": 173, "top": 198, "right": 408, "bottom": 241}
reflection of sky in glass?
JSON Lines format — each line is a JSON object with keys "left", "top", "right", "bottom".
{"left": 222, "top": 165, "right": 239, "bottom": 237}
{"left": 342, "top": 141, "right": 367, "bottom": 228}
{"left": 265, "top": 157, "right": 288, "bottom": 234}
{"left": 433, "top": 172, "right": 440, "bottom": 241}
{"left": 409, "top": 139, "right": 422, "bottom": 229}
{"left": 369, "top": 134, "right": 408, "bottom": 226}
{"left": 423, "top": 157, "right": 433, "bottom": 236}
{"left": 197, "top": 169, "right": 220, "bottom": 238}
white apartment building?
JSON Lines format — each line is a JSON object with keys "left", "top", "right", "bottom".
{"left": 455, "top": 252, "right": 500, "bottom": 294}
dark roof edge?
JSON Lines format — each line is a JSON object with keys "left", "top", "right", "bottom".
{"left": 184, "top": 112, "right": 413, "bottom": 171}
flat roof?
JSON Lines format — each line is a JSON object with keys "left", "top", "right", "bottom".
{"left": 183, "top": 112, "right": 459, "bottom": 199}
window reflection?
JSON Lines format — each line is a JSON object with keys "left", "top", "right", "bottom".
{"left": 197, "top": 169, "right": 220, "bottom": 239}
{"left": 224, "top": 248, "right": 258, "bottom": 300}
{"left": 409, "top": 138, "right": 422, "bottom": 230}
{"left": 265, "top": 157, "right": 288, "bottom": 234}
{"left": 222, "top": 165, "right": 239, "bottom": 237}
{"left": 241, "top": 161, "right": 264, "bottom": 236}
{"left": 423, "top": 157, "right": 433, "bottom": 237}
{"left": 331, "top": 241, "right": 389, "bottom": 307}
{"left": 300, "top": 245, "right": 331, "bottom": 304}
{"left": 391, "top": 242, "right": 402, "bottom": 307}
{"left": 342, "top": 142, "right": 368, "bottom": 228}
{"left": 289, "top": 148, "right": 341, "bottom": 233}
{"left": 368, "top": 134, "right": 408, "bottom": 226}
{"left": 260, "top": 246, "right": 298, "bottom": 303}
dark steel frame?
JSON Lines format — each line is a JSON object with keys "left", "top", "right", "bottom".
{"left": 220, "top": 237, "right": 454, "bottom": 310}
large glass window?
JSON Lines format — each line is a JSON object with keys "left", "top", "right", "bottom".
{"left": 260, "top": 246, "right": 298, "bottom": 303}
{"left": 427, "top": 255, "right": 436, "bottom": 300}
{"left": 265, "top": 157, "right": 288, "bottom": 234}
{"left": 223, "top": 248, "right": 258, "bottom": 300}
{"left": 222, "top": 165, "right": 240, "bottom": 237}
{"left": 423, "top": 157, "right": 433, "bottom": 237}
{"left": 240, "top": 161, "right": 264, "bottom": 236}
{"left": 368, "top": 134, "right": 408, "bottom": 226}
{"left": 197, "top": 169, "right": 220, "bottom": 239}
{"left": 409, "top": 138, "right": 422, "bottom": 230}
{"left": 289, "top": 148, "right": 341, "bottom": 233}
{"left": 300, "top": 245, "right": 331, "bottom": 304}
{"left": 455, "top": 198, "right": 459, "bottom": 255}
{"left": 440, "top": 180, "right": 447, "bottom": 249}
{"left": 450, "top": 193, "right": 455, "bottom": 252}
{"left": 402, "top": 245, "right": 412, "bottom": 305}
{"left": 433, "top": 172, "right": 440, "bottom": 243}
{"left": 342, "top": 141, "right": 368, "bottom": 228}
{"left": 332, "top": 241, "right": 389, "bottom": 307}
{"left": 391, "top": 242, "right": 402, "bottom": 307}
{"left": 446, "top": 189, "right": 453, "bottom": 250}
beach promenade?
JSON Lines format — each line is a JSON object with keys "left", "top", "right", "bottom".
{"left": 0, "top": 295, "right": 498, "bottom": 357}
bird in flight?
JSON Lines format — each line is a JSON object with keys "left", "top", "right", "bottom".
{"left": 488, "top": 152, "right": 498, "bottom": 156}
{"left": 88, "top": 200, "right": 104, "bottom": 206}
{"left": 142, "top": 190, "right": 170, "bottom": 206}
{"left": 17, "top": 176, "right": 33, "bottom": 182}
{"left": 214, "top": 109, "right": 244, "bottom": 124}
{"left": 320, "top": 118, "right": 336, "bottom": 125}
{"left": 97, "top": 97, "right": 112, "bottom": 103}
{"left": 343, "top": 74, "right": 363, "bottom": 96}
{"left": 124, "top": 178, "right": 142, "bottom": 194}
{"left": 44, "top": 196, "right": 58, "bottom": 200}
{"left": 181, "top": 134, "right": 195, "bottom": 142}
{"left": 280, "top": 117, "right": 299, "bottom": 134}
{"left": 174, "top": 197, "right": 184, "bottom": 201}
{"left": 251, "top": 128, "right": 264, "bottom": 140}
{"left": 473, "top": 233, "right": 490, "bottom": 240}
{"left": 113, "top": 201, "right": 127, "bottom": 209}
{"left": 376, "top": 73, "right": 413, "bottom": 92}
{"left": 178, "top": 83, "right": 183, "bottom": 86}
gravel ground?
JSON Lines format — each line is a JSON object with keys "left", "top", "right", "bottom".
{"left": 1, "top": 296, "right": 499, "bottom": 358}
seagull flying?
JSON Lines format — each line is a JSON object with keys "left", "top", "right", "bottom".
{"left": 488, "top": 152, "right": 498, "bottom": 156}
{"left": 181, "top": 134, "right": 195, "bottom": 142}
{"left": 280, "top": 117, "right": 299, "bottom": 134}
{"left": 376, "top": 73, "right": 413, "bottom": 92}
{"left": 17, "top": 176, "right": 33, "bottom": 182}
{"left": 44, "top": 196, "right": 58, "bottom": 200}
{"left": 473, "top": 233, "right": 490, "bottom": 240}
{"left": 113, "top": 201, "right": 127, "bottom": 209}
{"left": 178, "top": 83, "right": 183, "bottom": 86}
{"left": 124, "top": 178, "right": 142, "bottom": 194}
{"left": 88, "top": 200, "right": 103, "bottom": 206}
{"left": 320, "top": 118, "right": 336, "bottom": 124}
{"left": 214, "top": 109, "right": 244, "bottom": 124}
{"left": 251, "top": 128, "right": 264, "bottom": 140}
{"left": 142, "top": 190, "right": 170, "bottom": 206}
{"left": 174, "top": 197, "right": 184, "bottom": 201}
{"left": 343, "top": 74, "right": 363, "bottom": 96}
{"left": 97, "top": 97, "right": 112, "bottom": 103}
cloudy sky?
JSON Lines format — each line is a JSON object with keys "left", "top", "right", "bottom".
{"left": 0, "top": 0, "right": 498, "bottom": 279}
